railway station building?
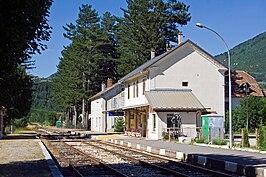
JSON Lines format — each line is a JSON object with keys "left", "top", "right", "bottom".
{"left": 89, "top": 39, "right": 229, "bottom": 140}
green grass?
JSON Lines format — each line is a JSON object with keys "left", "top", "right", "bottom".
{"left": 195, "top": 136, "right": 209, "bottom": 144}
{"left": 12, "top": 127, "right": 31, "bottom": 134}
{"left": 212, "top": 138, "right": 228, "bottom": 145}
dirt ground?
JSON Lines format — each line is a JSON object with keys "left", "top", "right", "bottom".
{"left": 0, "top": 133, "right": 52, "bottom": 177}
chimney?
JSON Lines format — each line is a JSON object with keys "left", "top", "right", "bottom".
{"left": 106, "top": 78, "right": 113, "bottom": 88}
{"left": 178, "top": 31, "right": 183, "bottom": 45}
{"left": 151, "top": 48, "right": 155, "bottom": 59}
{"left": 101, "top": 83, "right": 106, "bottom": 91}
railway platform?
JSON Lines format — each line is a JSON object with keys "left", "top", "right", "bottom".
{"left": 0, "top": 131, "right": 63, "bottom": 177}
{"left": 102, "top": 135, "right": 266, "bottom": 177}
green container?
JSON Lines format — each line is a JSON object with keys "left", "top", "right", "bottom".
{"left": 56, "top": 121, "right": 61, "bottom": 128}
{"left": 202, "top": 116, "right": 209, "bottom": 138}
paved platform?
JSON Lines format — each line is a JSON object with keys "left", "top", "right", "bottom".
{"left": 103, "top": 135, "right": 266, "bottom": 177}
{"left": 0, "top": 132, "right": 62, "bottom": 177}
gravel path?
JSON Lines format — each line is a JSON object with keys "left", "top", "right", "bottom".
{"left": 0, "top": 135, "right": 52, "bottom": 177}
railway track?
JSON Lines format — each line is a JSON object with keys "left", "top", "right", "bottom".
{"left": 37, "top": 128, "right": 241, "bottom": 177}
{"left": 68, "top": 140, "right": 237, "bottom": 177}
{"left": 46, "top": 140, "right": 125, "bottom": 177}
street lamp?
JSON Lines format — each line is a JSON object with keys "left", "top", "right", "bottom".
{"left": 196, "top": 23, "right": 232, "bottom": 148}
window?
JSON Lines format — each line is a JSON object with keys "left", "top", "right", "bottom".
{"left": 142, "top": 79, "right": 146, "bottom": 95}
{"left": 152, "top": 114, "right": 156, "bottom": 131}
{"left": 167, "top": 114, "right": 174, "bottom": 128}
{"left": 182, "top": 82, "right": 189, "bottom": 87}
{"left": 133, "top": 82, "right": 136, "bottom": 98}
{"left": 136, "top": 81, "right": 139, "bottom": 97}
{"left": 127, "top": 84, "right": 130, "bottom": 99}
{"left": 167, "top": 114, "right": 182, "bottom": 128}
{"left": 111, "top": 98, "right": 117, "bottom": 109}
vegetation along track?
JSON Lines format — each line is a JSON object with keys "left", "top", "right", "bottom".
{"left": 67, "top": 140, "right": 238, "bottom": 177}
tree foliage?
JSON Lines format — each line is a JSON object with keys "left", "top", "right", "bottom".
{"left": 225, "top": 96, "right": 266, "bottom": 132}
{"left": 114, "top": 117, "right": 125, "bottom": 132}
{"left": 0, "top": 0, "right": 53, "bottom": 125}
{"left": 216, "top": 31, "right": 266, "bottom": 82}
{"left": 258, "top": 119, "right": 266, "bottom": 150}
{"left": 116, "top": 0, "right": 191, "bottom": 76}
{"left": 52, "top": 5, "right": 118, "bottom": 110}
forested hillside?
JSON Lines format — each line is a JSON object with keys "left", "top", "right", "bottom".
{"left": 31, "top": 76, "right": 54, "bottom": 110}
{"left": 30, "top": 76, "right": 61, "bottom": 124}
{"left": 216, "top": 31, "right": 266, "bottom": 82}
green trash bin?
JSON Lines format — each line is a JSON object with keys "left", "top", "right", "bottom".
{"left": 56, "top": 121, "right": 61, "bottom": 128}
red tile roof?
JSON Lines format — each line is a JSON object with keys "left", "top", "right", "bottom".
{"left": 232, "top": 70, "right": 264, "bottom": 97}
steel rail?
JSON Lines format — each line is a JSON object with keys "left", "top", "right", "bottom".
{"left": 92, "top": 140, "right": 235, "bottom": 177}
{"left": 83, "top": 141, "right": 191, "bottom": 177}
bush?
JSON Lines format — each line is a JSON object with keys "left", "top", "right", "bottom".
{"left": 212, "top": 138, "right": 227, "bottom": 145}
{"left": 162, "top": 131, "right": 170, "bottom": 140}
{"left": 258, "top": 119, "right": 266, "bottom": 150}
{"left": 196, "top": 136, "right": 209, "bottom": 144}
{"left": 243, "top": 127, "right": 250, "bottom": 147}
{"left": 114, "top": 117, "right": 124, "bottom": 132}
{"left": 13, "top": 117, "right": 29, "bottom": 128}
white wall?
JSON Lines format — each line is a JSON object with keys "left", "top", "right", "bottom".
{"left": 90, "top": 98, "right": 105, "bottom": 132}
{"left": 124, "top": 77, "right": 149, "bottom": 108}
{"left": 150, "top": 51, "right": 225, "bottom": 117}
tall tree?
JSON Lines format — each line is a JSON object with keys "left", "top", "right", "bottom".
{"left": 116, "top": 0, "right": 191, "bottom": 76}
{"left": 0, "top": 0, "right": 52, "bottom": 124}
{"left": 52, "top": 5, "right": 118, "bottom": 128}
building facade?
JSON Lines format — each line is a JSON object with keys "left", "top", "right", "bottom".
{"left": 90, "top": 40, "right": 228, "bottom": 140}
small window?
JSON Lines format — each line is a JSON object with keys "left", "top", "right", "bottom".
{"left": 152, "top": 114, "right": 156, "bottom": 131}
{"left": 133, "top": 82, "right": 136, "bottom": 98}
{"left": 182, "top": 82, "right": 188, "bottom": 87}
{"left": 142, "top": 79, "right": 146, "bottom": 95}
{"left": 136, "top": 81, "right": 139, "bottom": 97}
{"left": 127, "top": 84, "right": 130, "bottom": 99}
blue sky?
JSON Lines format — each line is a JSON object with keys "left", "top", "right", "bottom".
{"left": 29, "top": 0, "right": 266, "bottom": 78}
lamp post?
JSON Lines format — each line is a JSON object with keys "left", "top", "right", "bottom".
{"left": 196, "top": 23, "right": 232, "bottom": 148}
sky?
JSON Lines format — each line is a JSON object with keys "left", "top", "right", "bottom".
{"left": 29, "top": 0, "right": 266, "bottom": 78}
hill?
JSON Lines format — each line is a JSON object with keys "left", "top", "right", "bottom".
{"left": 216, "top": 31, "right": 266, "bottom": 82}
{"left": 31, "top": 76, "right": 60, "bottom": 111}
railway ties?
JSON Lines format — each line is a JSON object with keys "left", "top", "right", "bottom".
{"left": 38, "top": 128, "right": 239, "bottom": 177}
{"left": 48, "top": 141, "right": 122, "bottom": 177}
{"left": 68, "top": 141, "right": 174, "bottom": 177}
{"left": 75, "top": 140, "right": 237, "bottom": 177}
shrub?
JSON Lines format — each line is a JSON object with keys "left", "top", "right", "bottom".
{"left": 196, "top": 136, "right": 209, "bottom": 144}
{"left": 258, "top": 119, "right": 266, "bottom": 150}
{"left": 13, "top": 117, "right": 29, "bottom": 128}
{"left": 162, "top": 131, "right": 170, "bottom": 140}
{"left": 212, "top": 138, "right": 227, "bottom": 145}
{"left": 114, "top": 117, "right": 124, "bottom": 132}
{"left": 243, "top": 127, "right": 250, "bottom": 147}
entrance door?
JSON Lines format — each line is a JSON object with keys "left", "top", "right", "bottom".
{"left": 141, "top": 114, "right": 147, "bottom": 137}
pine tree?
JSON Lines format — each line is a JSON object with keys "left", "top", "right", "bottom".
{"left": 51, "top": 5, "right": 119, "bottom": 127}
{"left": 116, "top": 0, "right": 191, "bottom": 76}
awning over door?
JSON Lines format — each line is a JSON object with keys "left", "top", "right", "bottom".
{"left": 145, "top": 90, "right": 205, "bottom": 111}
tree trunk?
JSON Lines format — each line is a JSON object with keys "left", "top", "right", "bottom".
{"left": 73, "top": 105, "right": 77, "bottom": 129}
